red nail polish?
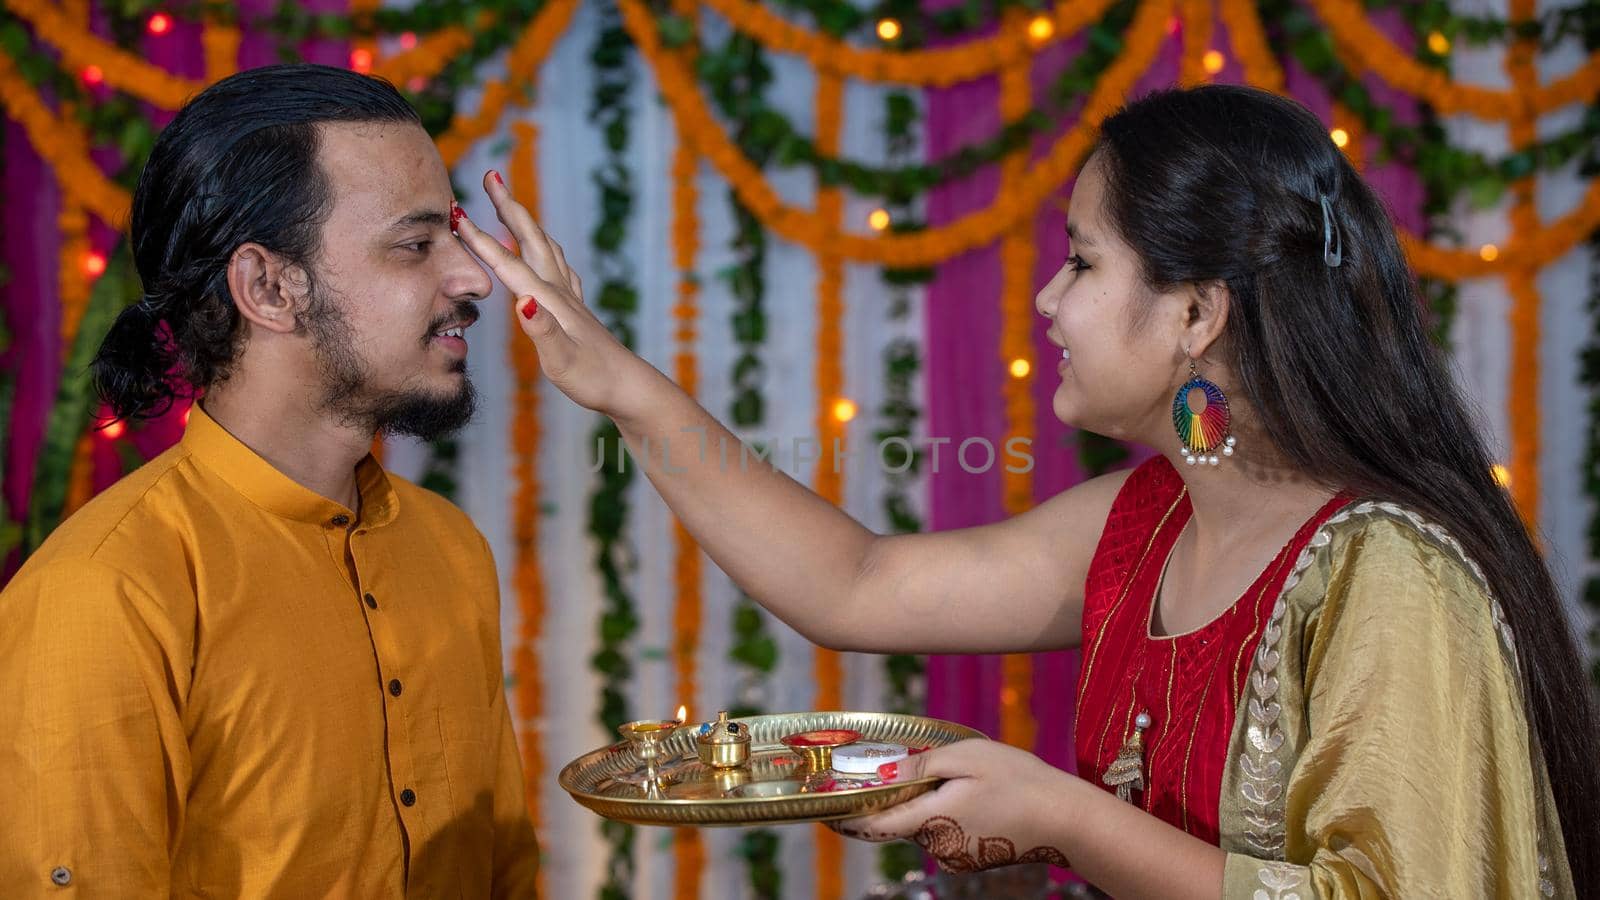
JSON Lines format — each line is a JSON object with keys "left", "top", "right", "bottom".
{"left": 450, "top": 202, "right": 466, "bottom": 233}
{"left": 491, "top": 170, "right": 505, "bottom": 186}
{"left": 520, "top": 298, "right": 537, "bottom": 320}
{"left": 877, "top": 762, "right": 898, "bottom": 781}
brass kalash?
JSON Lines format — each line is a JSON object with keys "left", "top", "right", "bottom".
{"left": 561, "top": 710, "right": 984, "bottom": 827}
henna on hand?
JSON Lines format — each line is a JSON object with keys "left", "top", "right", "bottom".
{"left": 911, "top": 816, "right": 1070, "bottom": 873}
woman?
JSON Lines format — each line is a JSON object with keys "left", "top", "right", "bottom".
{"left": 455, "top": 85, "right": 1595, "bottom": 897}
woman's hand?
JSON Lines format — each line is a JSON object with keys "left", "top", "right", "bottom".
{"left": 454, "top": 170, "right": 665, "bottom": 420}
{"left": 829, "top": 739, "right": 1078, "bottom": 873}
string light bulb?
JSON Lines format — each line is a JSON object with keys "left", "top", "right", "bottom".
{"left": 399, "top": 31, "right": 418, "bottom": 50}
{"left": 82, "top": 251, "right": 107, "bottom": 278}
{"left": 1027, "top": 15, "right": 1055, "bottom": 43}
{"left": 1009, "top": 358, "right": 1031, "bottom": 379}
{"left": 868, "top": 208, "right": 891, "bottom": 232}
{"left": 349, "top": 49, "right": 374, "bottom": 74}
{"left": 81, "top": 65, "right": 104, "bottom": 86}
{"left": 1479, "top": 243, "right": 1500, "bottom": 262}
{"left": 1427, "top": 31, "right": 1450, "bottom": 55}
{"left": 876, "top": 18, "right": 902, "bottom": 41}
{"left": 1202, "top": 50, "right": 1226, "bottom": 75}
{"left": 1330, "top": 128, "right": 1350, "bottom": 148}
{"left": 832, "top": 399, "right": 858, "bottom": 423}
{"left": 102, "top": 419, "right": 126, "bottom": 440}
{"left": 146, "top": 13, "right": 172, "bottom": 35}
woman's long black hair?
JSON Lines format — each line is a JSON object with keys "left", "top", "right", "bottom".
{"left": 92, "top": 64, "right": 418, "bottom": 421}
{"left": 1096, "top": 84, "right": 1598, "bottom": 886}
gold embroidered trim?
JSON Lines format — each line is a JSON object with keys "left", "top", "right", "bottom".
{"left": 1233, "top": 500, "right": 1547, "bottom": 897}
{"left": 1253, "top": 861, "right": 1308, "bottom": 900}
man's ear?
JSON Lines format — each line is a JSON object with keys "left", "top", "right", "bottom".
{"left": 227, "top": 243, "right": 306, "bottom": 335}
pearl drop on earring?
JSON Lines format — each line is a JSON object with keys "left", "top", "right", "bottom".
{"left": 1223, "top": 445, "right": 1234, "bottom": 457}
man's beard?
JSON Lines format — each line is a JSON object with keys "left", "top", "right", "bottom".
{"left": 301, "top": 291, "right": 478, "bottom": 442}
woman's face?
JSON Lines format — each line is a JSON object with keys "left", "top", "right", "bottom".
{"left": 1036, "top": 155, "right": 1194, "bottom": 448}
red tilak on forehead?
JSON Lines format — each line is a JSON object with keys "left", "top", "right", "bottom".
{"left": 449, "top": 202, "right": 466, "bottom": 234}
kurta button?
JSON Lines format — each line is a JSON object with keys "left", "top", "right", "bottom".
{"left": 50, "top": 866, "right": 71, "bottom": 886}
{"left": 400, "top": 788, "right": 416, "bottom": 806}
{"left": 388, "top": 679, "right": 403, "bottom": 697}
{"left": 364, "top": 593, "right": 378, "bottom": 610}
{"left": 330, "top": 514, "right": 350, "bottom": 527}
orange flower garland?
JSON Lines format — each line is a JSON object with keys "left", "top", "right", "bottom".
{"left": 56, "top": 181, "right": 91, "bottom": 362}
{"left": 508, "top": 120, "right": 549, "bottom": 900}
{"left": 371, "top": 23, "right": 479, "bottom": 86}
{"left": 617, "top": 0, "right": 1174, "bottom": 268}
{"left": 997, "top": 11, "right": 1037, "bottom": 755}
{"left": 701, "top": 0, "right": 1116, "bottom": 86}
{"left": 1218, "top": 0, "right": 1283, "bottom": 93}
{"left": 1505, "top": 0, "right": 1540, "bottom": 529}
{"left": 202, "top": 21, "right": 242, "bottom": 84}
{"left": 0, "top": 52, "right": 131, "bottom": 225}
{"left": 668, "top": 10, "right": 707, "bottom": 889}
{"left": 1178, "top": 0, "right": 1214, "bottom": 87}
{"left": 434, "top": 0, "right": 580, "bottom": 166}
{"left": 1307, "top": 0, "right": 1600, "bottom": 120}
{"left": 6, "top": 0, "right": 202, "bottom": 109}
{"left": 811, "top": 65, "right": 846, "bottom": 900}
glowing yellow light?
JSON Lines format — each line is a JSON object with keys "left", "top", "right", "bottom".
{"left": 1491, "top": 464, "right": 1511, "bottom": 488}
{"left": 1202, "top": 50, "right": 1226, "bottom": 75}
{"left": 675, "top": 705, "right": 688, "bottom": 723}
{"left": 146, "top": 13, "right": 172, "bottom": 35}
{"left": 832, "top": 399, "right": 858, "bottom": 423}
{"left": 1009, "top": 358, "right": 1031, "bottom": 379}
{"left": 349, "top": 48, "right": 374, "bottom": 74}
{"left": 1330, "top": 128, "right": 1350, "bottom": 148}
{"left": 1027, "top": 15, "right": 1055, "bottom": 43}
{"left": 82, "top": 251, "right": 107, "bottom": 278}
{"left": 868, "top": 208, "right": 892, "bottom": 232}
{"left": 876, "top": 18, "right": 902, "bottom": 41}
{"left": 1427, "top": 31, "right": 1450, "bottom": 55}
{"left": 102, "top": 419, "right": 126, "bottom": 440}
{"left": 1479, "top": 243, "right": 1500, "bottom": 262}
{"left": 82, "top": 65, "right": 104, "bottom": 85}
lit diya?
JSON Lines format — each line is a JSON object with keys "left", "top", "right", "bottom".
{"left": 779, "top": 728, "right": 862, "bottom": 772}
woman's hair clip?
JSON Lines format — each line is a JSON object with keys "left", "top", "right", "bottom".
{"left": 1319, "top": 193, "right": 1343, "bottom": 268}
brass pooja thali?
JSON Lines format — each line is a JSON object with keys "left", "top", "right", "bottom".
{"left": 560, "top": 711, "right": 984, "bottom": 827}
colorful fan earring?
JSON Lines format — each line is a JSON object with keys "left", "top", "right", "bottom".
{"left": 1172, "top": 360, "right": 1236, "bottom": 466}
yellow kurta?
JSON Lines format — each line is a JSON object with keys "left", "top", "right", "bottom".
{"left": 1217, "top": 501, "right": 1572, "bottom": 898}
{"left": 0, "top": 406, "right": 539, "bottom": 898}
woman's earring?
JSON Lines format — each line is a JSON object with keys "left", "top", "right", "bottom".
{"left": 1172, "top": 360, "right": 1236, "bottom": 466}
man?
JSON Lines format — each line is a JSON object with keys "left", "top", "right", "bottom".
{"left": 0, "top": 64, "right": 539, "bottom": 897}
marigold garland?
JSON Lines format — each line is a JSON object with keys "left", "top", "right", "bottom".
{"left": 371, "top": 23, "right": 478, "bottom": 85}
{"left": 997, "top": 10, "right": 1037, "bottom": 755}
{"left": 507, "top": 120, "right": 549, "bottom": 900}
{"left": 701, "top": 0, "right": 1115, "bottom": 86}
{"left": 1178, "top": 0, "right": 1214, "bottom": 87}
{"left": 617, "top": 0, "right": 1173, "bottom": 269}
{"left": 202, "top": 21, "right": 242, "bottom": 84}
{"left": 56, "top": 192, "right": 90, "bottom": 363}
{"left": 5, "top": 0, "right": 202, "bottom": 109}
{"left": 1307, "top": 0, "right": 1600, "bottom": 121}
{"left": 668, "top": 28, "right": 707, "bottom": 892}
{"left": 435, "top": 0, "right": 580, "bottom": 166}
{"left": 811, "top": 64, "right": 846, "bottom": 900}
{"left": 1505, "top": 0, "right": 1541, "bottom": 529}
{"left": 0, "top": 52, "right": 131, "bottom": 226}
{"left": 1218, "top": 0, "right": 1283, "bottom": 93}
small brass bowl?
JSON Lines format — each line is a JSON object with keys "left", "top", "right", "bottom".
{"left": 779, "top": 729, "right": 862, "bottom": 772}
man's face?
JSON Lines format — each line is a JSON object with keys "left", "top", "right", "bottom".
{"left": 299, "top": 121, "right": 492, "bottom": 440}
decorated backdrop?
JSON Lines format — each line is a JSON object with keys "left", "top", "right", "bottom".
{"left": 2, "top": 0, "right": 1598, "bottom": 898}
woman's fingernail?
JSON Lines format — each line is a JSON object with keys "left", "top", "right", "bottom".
{"left": 450, "top": 202, "right": 466, "bottom": 235}
{"left": 520, "top": 297, "right": 538, "bottom": 320}
{"left": 490, "top": 170, "right": 505, "bottom": 186}
{"left": 877, "top": 762, "right": 898, "bottom": 781}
